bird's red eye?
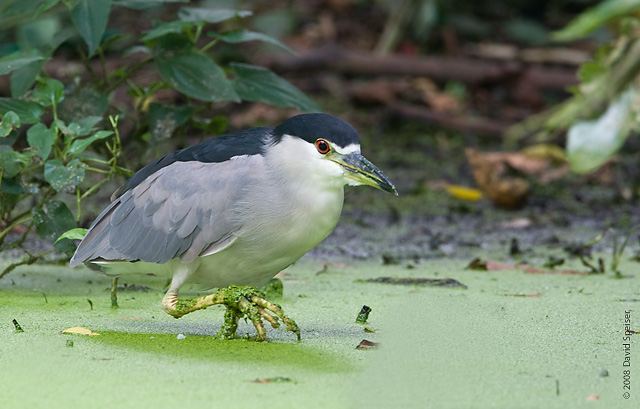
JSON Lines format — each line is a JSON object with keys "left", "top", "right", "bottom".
{"left": 316, "top": 139, "right": 330, "bottom": 154}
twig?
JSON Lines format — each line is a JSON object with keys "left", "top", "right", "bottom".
{"left": 0, "top": 250, "right": 53, "bottom": 280}
{"left": 111, "top": 277, "right": 118, "bottom": 309}
{"left": 267, "top": 45, "right": 578, "bottom": 88}
{"left": 388, "top": 102, "right": 511, "bottom": 136}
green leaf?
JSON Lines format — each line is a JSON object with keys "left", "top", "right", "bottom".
{"left": 32, "top": 200, "right": 77, "bottom": 252}
{"left": 148, "top": 103, "right": 193, "bottom": 143}
{"left": 0, "top": 177, "right": 27, "bottom": 195}
{"left": 155, "top": 50, "right": 240, "bottom": 102}
{"left": 57, "top": 116, "right": 103, "bottom": 141}
{"left": 566, "top": 87, "right": 636, "bottom": 173}
{"left": 55, "top": 227, "right": 87, "bottom": 243}
{"left": 70, "top": 0, "right": 113, "bottom": 56}
{"left": 44, "top": 159, "right": 86, "bottom": 193}
{"left": 230, "top": 63, "right": 320, "bottom": 112}
{"left": 11, "top": 59, "right": 46, "bottom": 97}
{"left": 67, "top": 130, "right": 113, "bottom": 155}
{"left": 0, "top": 0, "right": 59, "bottom": 17}
{"left": 178, "top": 7, "right": 252, "bottom": 23}
{"left": 0, "top": 146, "right": 32, "bottom": 178}
{"left": 0, "top": 98, "right": 44, "bottom": 124}
{"left": 114, "top": 0, "right": 187, "bottom": 10}
{"left": 27, "top": 123, "right": 57, "bottom": 160}
{"left": 0, "top": 111, "right": 21, "bottom": 137}
{"left": 32, "top": 78, "right": 64, "bottom": 107}
{"left": 553, "top": 0, "right": 640, "bottom": 41}
{"left": 141, "top": 20, "right": 197, "bottom": 42}
{"left": 58, "top": 87, "right": 108, "bottom": 124}
{"left": 0, "top": 53, "right": 45, "bottom": 76}
{"left": 208, "top": 29, "right": 295, "bottom": 54}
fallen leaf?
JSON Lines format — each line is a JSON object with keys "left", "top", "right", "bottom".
{"left": 61, "top": 326, "right": 100, "bottom": 336}
{"left": 524, "top": 266, "right": 588, "bottom": 275}
{"left": 498, "top": 217, "right": 532, "bottom": 229}
{"left": 444, "top": 184, "right": 483, "bottom": 201}
{"left": 466, "top": 148, "right": 531, "bottom": 209}
{"left": 356, "top": 340, "right": 378, "bottom": 349}
{"left": 414, "top": 77, "right": 460, "bottom": 113}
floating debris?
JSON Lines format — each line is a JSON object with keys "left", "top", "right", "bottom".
{"left": 356, "top": 339, "right": 378, "bottom": 350}
{"left": 467, "top": 257, "right": 587, "bottom": 275}
{"left": 355, "top": 305, "right": 371, "bottom": 324}
{"left": 12, "top": 319, "right": 24, "bottom": 333}
{"left": 61, "top": 327, "right": 100, "bottom": 336}
{"left": 250, "top": 377, "right": 292, "bottom": 383}
{"left": 362, "top": 277, "right": 467, "bottom": 289}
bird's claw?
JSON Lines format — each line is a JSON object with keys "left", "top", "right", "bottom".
{"left": 221, "top": 286, "right": 300, "bottom": 341}
{"left": 163, "top": 285, "right": 300, "bottom": 341}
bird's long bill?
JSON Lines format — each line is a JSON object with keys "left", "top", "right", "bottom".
{"left": 334, "top": 152, "right": 398, "bottom": 195}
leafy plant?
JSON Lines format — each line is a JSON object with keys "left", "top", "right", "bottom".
{"left": 508, "top": 0, "right": 640, "bottom": 175}
{"left": 0, "top": 0, "right": 320, "bottom": 279}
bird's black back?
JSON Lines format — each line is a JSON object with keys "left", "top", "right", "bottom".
{"left": 112, "top": 127, "right": 271, "bottom": 199}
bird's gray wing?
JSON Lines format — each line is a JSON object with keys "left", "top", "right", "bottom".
{"left": 70, "top": 156, "right": 264, "bottom": 266}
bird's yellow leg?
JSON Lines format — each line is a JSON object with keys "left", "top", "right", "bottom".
{"left": 161, "top": 285, "right": 300, "bottom": 341}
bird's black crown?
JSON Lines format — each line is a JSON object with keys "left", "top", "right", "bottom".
{"left": 274, "top": 113, "right": 361, "bottom": 148}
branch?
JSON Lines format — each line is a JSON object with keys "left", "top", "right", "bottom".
{"left": 266, "top": 46, "right": 578, "bottom": 89}
{"left": 387, "top": 102, "right": 512, "bottom": 136}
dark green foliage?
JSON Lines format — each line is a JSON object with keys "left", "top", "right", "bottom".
{"left": 0, "top": 1, "right": 319, "bottom": 278}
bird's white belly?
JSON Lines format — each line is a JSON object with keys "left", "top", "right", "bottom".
{"left": 189, "top": 184, "right": 344, "bottom": 288}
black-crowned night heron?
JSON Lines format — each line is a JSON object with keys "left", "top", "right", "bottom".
{"left": 70, "top": 113, "right": 397, "bottom": 340}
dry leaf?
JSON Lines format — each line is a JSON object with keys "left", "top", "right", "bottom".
{"left": 465, "top": 148, "right": 530, "bottom": 209}
{"left": 524, "top": 266, "right": 588, "bottom": 275}
{"left": 444, "top": 184, "right": 483, "bottom": 201}
{"left": 61, "top": 327, "right": 100, "bottom": 336}
{"left": 465, "top": 147, "right": 569, "bottom": 209}
{"left": 356, "top": 339, "right": 378, "bottom": 349}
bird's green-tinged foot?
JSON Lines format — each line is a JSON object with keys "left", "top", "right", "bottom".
{"left": 161, "top": 285, "right": 300, "bottom": 341}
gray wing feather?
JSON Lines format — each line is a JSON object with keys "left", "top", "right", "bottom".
{"left": 71, "top": 156, "right": 263, "bottom": 266}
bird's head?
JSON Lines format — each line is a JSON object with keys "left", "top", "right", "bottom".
{"left": 271, "top": 113, "right": 398, "bottom": 195}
